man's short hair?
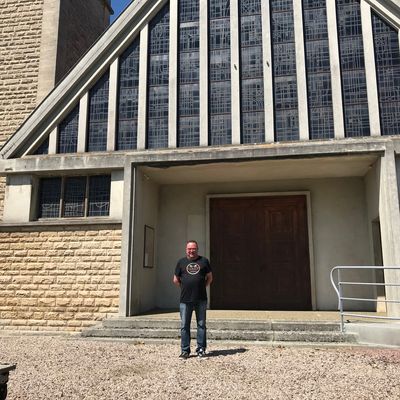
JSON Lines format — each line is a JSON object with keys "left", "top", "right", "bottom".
{"left": 186, "top": 240, "right": 198, "bottom": 248}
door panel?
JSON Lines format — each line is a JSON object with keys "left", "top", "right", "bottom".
{"left": 210, "top": 195, "right": 311, "bottom": 310}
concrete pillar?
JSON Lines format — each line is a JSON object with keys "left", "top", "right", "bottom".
{"left": 119, "top": 163, "right": 136, "bottom": 316}
{"left": 230, "top": 0, "right": 241, "bottom": 145}
{"left": 261, "top": 0, "right": 274, "bottom": 143}
{"left": 326, "top": 0, "right": 345, "bottom": 139}
{"left": 48, "top": 127, "right": 58, "bottom": 154}
{"left": 107, "top": 58, "right": 119, "bottom": 151}
{"left": 168, "top": 0, "right": 178, "bottom": 148}
{"left": 379, "top": 144, "right": 400, "bottom": 316}
{"left": 137, "top": 26, "right": 149, "bottom": 150}
{"left": 361, "top": 1, "right": 381, "bottom": 137}
{"left": 293, "top": 0, "right": 309, "bottom": 141}
{"left": 199, "top": 0, "right": 209, "bottom": 146}
{"left": 77, "top": 93, "right": 89, "bottom": 153}
{"left": 109, "top": 170, "right": 124, "bottom": 219}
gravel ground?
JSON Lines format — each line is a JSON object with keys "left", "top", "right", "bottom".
{"left": 1, "top": 336, "right": 400, "bottom": 400}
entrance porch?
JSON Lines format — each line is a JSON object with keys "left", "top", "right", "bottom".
{"left": 118, "top": 151, "right": 399, "bottom": 317}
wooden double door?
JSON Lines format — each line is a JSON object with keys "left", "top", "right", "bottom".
{"left": 210, "top": 195, "right": 312, "bottom": 310}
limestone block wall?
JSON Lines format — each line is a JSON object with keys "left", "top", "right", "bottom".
{"left": 0, "top": 0, "right": 44, "bottom": 146}
{"left": 0, "top": 0, "right": 45, "bottom": 218}
{"left": 0, "top": 225, "right": 121, "bottom": 331}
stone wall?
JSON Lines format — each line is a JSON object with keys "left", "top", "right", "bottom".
{"left": 0, "top": 225, "right": 121, "bottom": 331}
{"left": 0, "top": 0, "right": 44, "bottom": 146}
{"left": 0, "top": 0, "right": 45, "bottom": 219}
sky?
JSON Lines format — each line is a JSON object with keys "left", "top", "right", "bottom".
{"left": 111, "top": 0, "right": 132, "bottom": 22}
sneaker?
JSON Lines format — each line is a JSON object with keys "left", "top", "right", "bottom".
{"left": 197, "top": 348, "right": 206, "bottom": 358}
{"left": 179, "top": 351, "right": 190, "bottom": 359}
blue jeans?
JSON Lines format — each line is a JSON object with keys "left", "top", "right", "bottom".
{"left": 179, "top": 300, "right": 207, "bottom": 353}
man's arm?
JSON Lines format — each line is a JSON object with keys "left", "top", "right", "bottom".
{"left": 205, "top": 272, "right": 213, "bottom": 287}
{"left": 173, "top": 275, "right": 181, "bottom": 287}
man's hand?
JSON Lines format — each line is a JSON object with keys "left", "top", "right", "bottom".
{"left": 205, "top": 272, "right": 213, "bottom": 287}
{"left": 173, "top": 275, "right": 181, "bottom": 287}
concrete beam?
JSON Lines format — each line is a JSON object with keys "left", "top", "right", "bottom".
{"left": 0, "top": 138, "right": 392, "bottom": 175}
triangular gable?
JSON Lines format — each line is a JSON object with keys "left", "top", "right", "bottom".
{"left": 0, "top": 0, "right": 166, "bottom": 159}
{"left": 1, "top": 0, "right": 400, "bottom": 160}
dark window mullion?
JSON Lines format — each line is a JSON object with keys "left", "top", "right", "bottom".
{"left": 60, "top": 176, "right": 66, "bottom": 218}
{"left": 84, "top": 176, "right": 90, "bottom": 217}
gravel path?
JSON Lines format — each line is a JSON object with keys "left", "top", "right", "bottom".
{"left": 1, "top": 336, "right": 400, "bottom": 399}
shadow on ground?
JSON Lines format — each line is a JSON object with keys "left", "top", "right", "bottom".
{"left": 205, "top": 348, "right": 247, "bottom": 357}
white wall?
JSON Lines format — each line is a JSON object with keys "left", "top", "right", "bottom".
{"left": 155, "top": 177, "right": 374, "bottom": 310}
{"left": 130, "top": 168, "right": 159, "bottom": 313}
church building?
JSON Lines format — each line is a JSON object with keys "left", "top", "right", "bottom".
{"left": 0, "top": 0, "right": 400, "bottom": 331}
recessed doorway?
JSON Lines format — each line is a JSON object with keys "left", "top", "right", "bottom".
{"left": 209, "top": 195, "right": 312, "bottom": 310}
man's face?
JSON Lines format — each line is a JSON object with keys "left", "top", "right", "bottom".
{"left": 186, "top": 242, "right": 198, "bottom": 260}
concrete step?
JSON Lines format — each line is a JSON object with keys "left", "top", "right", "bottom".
{"left": 82, "top": 326, "right": 356, "bottom": 343}
{"left": 101, "top": 318, "right": 341, "bottom": 332}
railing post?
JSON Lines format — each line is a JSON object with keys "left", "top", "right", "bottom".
{"left": 338, "top": 268, "right": 344, "bottom": 332}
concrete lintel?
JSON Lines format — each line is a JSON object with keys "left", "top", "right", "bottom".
{"left": 0, "top": 220, "right": 122, "bottom": 232}
{"left": 125, "top": 139, "right": 387, "bottom": 166}
{"left": 0, "top": 153, "right": 127, "bottom": 175}
{"left": 0, "top": 138, "right": 391, "bottom": 175}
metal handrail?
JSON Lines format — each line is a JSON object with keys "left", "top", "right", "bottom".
{"left": 330, "top": 266, "right": 400, "bottom": 332}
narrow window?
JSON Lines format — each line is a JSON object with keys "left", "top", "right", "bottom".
{"left": 303, "top": 0, "right": 334, "bottom": 139}
{"left": 337, "top": 0, "right": 370, "bottom": 137}
{"left": 209, "top": 0, "right": 232, "bottom": 145}
{"left": 87, "top": 71, "right": 110, "bottom": 151}
{"left": 178, "top": 0, "right": 200, "bottom": 147}
{"left": 88, "top": 175, "right": 111, "bottom": 216}
{"left": 58, "top": 105, "right": 79, "bottom": 153}
{"left": 39, "top": 177, "right": 62, "bottom": 218}
{"left": 117, "top": 37, "right": 140, "bottom": 150}
{"left": 63, "top": 177, "right": 86, "bottom": 217}
{"left": 270, "top": 0, "right": 299, "bottom": 141}
{"left": 240, "top": 0, "right": 265, "bottom": 144}
{"left": 147, "top": 4, "right": 170, "bottom": 149}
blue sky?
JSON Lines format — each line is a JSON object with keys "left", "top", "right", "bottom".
{"left": 111, "top": 0, "right": 132, "bottom": 22}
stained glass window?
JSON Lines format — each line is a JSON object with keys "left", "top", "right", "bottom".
{"left": 87, "top": 71, "right": 110, "bottom": 151}
{"left": 58, "top": 105, "right": 79, "bottom": 153}
{"left": 39, "top": 178, "right": 61, "bottom": 218}
{"left": 303, "top": 1, "right": 334, "bottom": 139}
{"left": 88, "top": 175, "right": 111, "bottom": 217}
{"left": 117, "top": 37, "right": 140, "bottom": 150}
{"left": 147, "top": 4, "right": 170, "bottom": 149}
{"left": 337, "top": 0, "right": 370, "bottom": 137}
{"left": 64, "top": 177, "right": 86, "bottom": 217}
{"left": 372, "top": 13, "right": 400, "bottom": 136}
{"left": 34, "top": 137, "right": 49, "bottom": 155}
{"left": 240, "top": 0, "right": 264, "bottom": 144}
{"left": 38, "top": 175, "right": 111, "bottom": 219}
{"left": 178, "top": 0, "right": 200, "bottom": 147}
{"left": 209, "top": 0, "right": 231, "bottom": 145}
{"left": 271, "top": 0, "right": 299, "bottom": 141}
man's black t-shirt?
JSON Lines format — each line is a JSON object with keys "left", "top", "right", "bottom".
{"left": 175, "top": 256, "right": 212, "bottom": 303}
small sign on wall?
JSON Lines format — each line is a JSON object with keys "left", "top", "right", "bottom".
{"left": 143, "top": 225, "right": 155, "bottom": 268}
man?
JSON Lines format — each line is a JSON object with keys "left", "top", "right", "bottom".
{"left": 173, "top": 240, "right": 213, "bottom": 359}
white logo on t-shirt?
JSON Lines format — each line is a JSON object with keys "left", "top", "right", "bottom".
{"left": 186, "top": 263, "right": 201, "bottom": 275}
